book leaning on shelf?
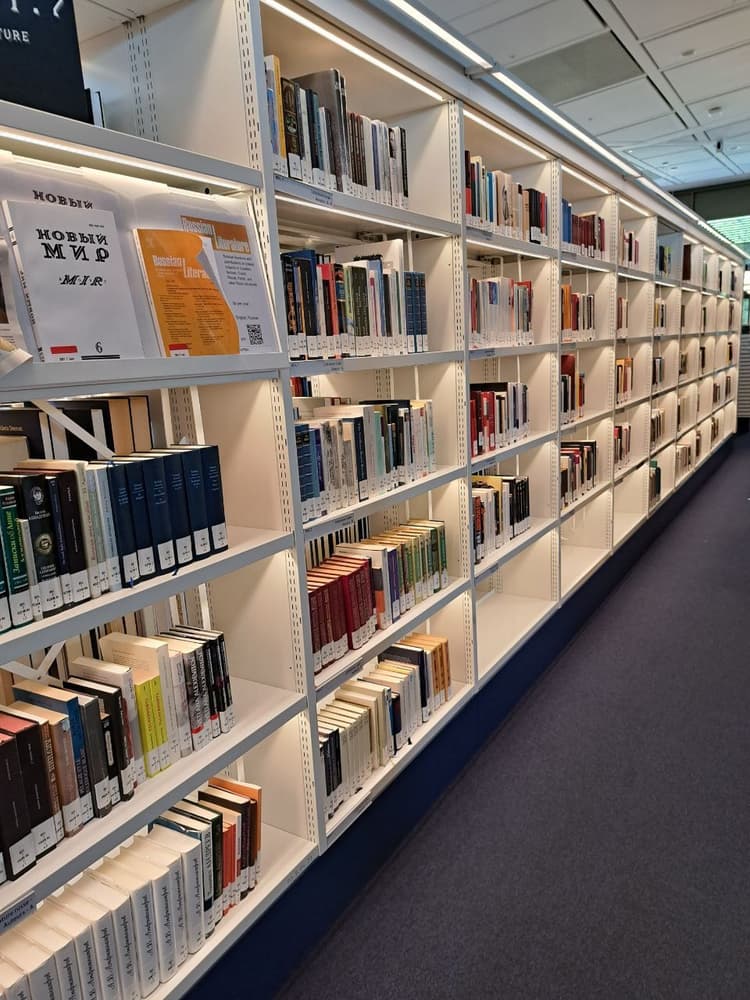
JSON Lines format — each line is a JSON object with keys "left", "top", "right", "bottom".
{"left": 293, "top": 394, "right": 436, "bottom": 524}
{"left": 318, "top": 633, "right": 451, "bottom": 817}
{"left": 471, "top": 475, "right": 530, "bottom": 565}
{"left": 469, "top": 382, "right": 528, "bottom": 458}
{"left": 560, "top": 440, "right": 597, "bottom": 507}
{"left": 469, "top": 276, "right": 532, "bottom": 348}
{"left": 464, "top": 150, "right": 548, "bottom": 245}
{"left": 0, "top": 605, "right": 238, "bottom": 886}
{"left": 281, "top": 238, "right": 426, "bottom": 360}
{"left": 0, "top": 775, "right": 262, "bottom": 991}
{"left": 306, "top": 519, "right": 448, "bottom": 675}
{"left": 265, "top": 56, "right": 409, "bottom": 206}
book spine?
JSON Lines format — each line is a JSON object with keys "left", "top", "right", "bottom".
{"left": 157, "top": 654, "right": 181, "bottom": 766}
{"left": 168, "top": 651, "right": 193, "bottom": 757}
{"left": 10, "top": 726, "right": 57, "bottom": 856}
{"left": 198, "top": 446, "right": 228, "bottom": 553}
{"left": 122, "top": 462, "right": 157, "bottom": 579}
{"left": 0, "top": 736, "right": 36, "bottom": 879}
{"left": 107, "top": 895, "right": 139, "bottom": 1000}
{"left": 177, "top": 451, "right": 211, "bottom": 558}
{"left": 161, "top": 454, "right": 193, "bottom": 566}
{"left": 100, "top": 711, "right": 121, "bottom": 806}
{"left": 45, "top": 475, "right": 73, "bottom": 607}
{"left": 150, "top": 866, "right": 178, "bottom": 982}
{"left": 91, "top": 467, "right": 122, "bottom": 592}
{"left": 80, "top": 698, "right": 112, "bottom": 818}
{"left": 138, "top": 458, "right": 176, "bottom": 574}
{"left": 85, "top": 468, "right": 109, "bottom": 594}
{"left": 54, "top": 472, "right": 91, "bottom": 603}
{"left": 181, "top": 650, "right": 210, "bottom": 751}
{"left": 106, "top": 464, "right": 140, "bottom": 586}
{"left": 134, "top": 680, "right": 162, "bottom": 778}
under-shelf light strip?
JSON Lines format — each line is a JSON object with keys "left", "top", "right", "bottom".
{"left": 619, "top": 196, "right": 649, "bottom": 218}
{"left": 275, "top": 193, "right": 451, "bottom": 236}
{"left": 260, "top": 0, "right": 443, "bottom": 102}
{"left": 0, "top": 128, "right": 244, "bottom": 192}
{"left": 561, "top": 163, "right": 609, "bottom": 196}
{"left": 466, "top": 237, "right": 549, "bottom": 260}
{"left": 463, "top": 109, "right": 546, "bottom": 160}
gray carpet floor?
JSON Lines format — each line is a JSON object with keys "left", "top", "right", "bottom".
{"left": 279, "top": 436, "right": 750, "bottom": 1000}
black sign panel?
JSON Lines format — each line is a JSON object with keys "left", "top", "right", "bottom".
{"left": 0, "top": 0, "right": 89, "bottom": 122}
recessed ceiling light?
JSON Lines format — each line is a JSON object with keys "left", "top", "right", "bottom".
{"left": 708, "top": 105, "right": 723, "bottom": 115}
{"left": 681, "top": 48, "right": 695, "bottom": 57}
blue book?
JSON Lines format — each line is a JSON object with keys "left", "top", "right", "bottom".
{"left": 151, "top": 451, "right": 194, "bottom": 566}
{"left": 111, "top": 458, "right": 157, "bottom": 578}
{"left": 192, "top": 445, "right": 227, "bottom": 553}
{"left": 130, "top": 455, "right": 176, "bottom": 573}
{"left": 168, "top": 448, "right": 211, "bottom": 559}
{"left": 12, "top": 679, "right": 94, "bottom": 824}
{"left": 105, "top": 462, "right": 140, "bottom": 585}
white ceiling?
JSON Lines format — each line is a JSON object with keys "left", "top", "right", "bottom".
{"left": 426, "top": 0, "right": 750, "bottom": 189}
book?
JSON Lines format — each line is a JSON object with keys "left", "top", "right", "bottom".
{"left": 126, "top": 838, "right": 188, "bottom": 967}
{"left": 154, "top": 811, "right": 214, "bottom": 939}
{"left": 0, "top": 733, "right": 36, "bottom": 882}
{"left": 146, "top": 825, "right": 206, "bottom": 955}
{"left": 0, "top": 711, "right": 59, "bottom": 856}
{"left": 3, "top": 199, "right": 144, "bottom": 362}
{"left": 0, "top": 932, "right": 60, "bottom": 1000}
{"left": 34, "top": 900, "right": 102, "bottom": 1000}
{"left": 55, "top": 890, "right": 119, "bottom": 1000}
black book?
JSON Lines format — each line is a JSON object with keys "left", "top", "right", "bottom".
{"left": 0, "top": 733, "right": 36, "bottom": 880}
{"left": 0, "top": 711, "right": 57, "bottom": 857}
{"left": 169, "top": 448, "right": 211, "bottom": 559}
{"left": 170, "top": 625, "right": 233, "bottom": 733}
{"left": 145, "top": 451, "right": 194, "bottom": 566}
{"left": 0, "top": 407, "right": 54, "bottom": 459}
{"left": 131, "top": 455, "right": 176, "bottom": 574}
{"left": 168, "top": 445, "right": 227, "bottom": 554}
{"left": 172, "top": 800, "right": 224, "bottom": 921}
{"left": 76, "top": 692, "right": 112, "bottom": 818}
{"left": 105, "top": 462, "right": 140, "bottom": 586}
{"left": 110, "top": 459, "right": 156, "bottom": 579}
{"left": 64, "top": 675, "right": 135, "bottom": 802}
{"left": 44, "top": 474, "right": 73, "bottom": 608}
{"left": 0, "top": 473, "right": 63, "bottom": 618}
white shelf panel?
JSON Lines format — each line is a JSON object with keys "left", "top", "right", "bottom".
{"left": 655, "top": 277, "right": 679, "bottom": 288}
{"left": 469, "top": 343, "right": 556, "bottom": 359}
{"left": 613, "top": 510, "right": 646, "bottom": 547}
{"left": 683, "top": 282, "right": 702, "bottom": 293}
{"left": 616, "top": 390, "right": 651, "bottom": 412}
{"left": 473, "top": 518, "right": 557, "bottom": 584}
{"left": 0, "top": 355, "right": 288, "bottom": 402}
{"left": 561, "top": 544, "right": 609, "bottom": 596}
{"left": 561, "top": 252, "right": 614, "bottom": 273}
{"left": 477, "top": 591, "right": 557, "bottom": 679}
{"left": 652, "top": 332, "right": 680, "bottom": 340}
{"left": 302, "top": 465, "right": 465, "bottom": 542}
{"left": 275, "top": 176, "right": 459, "bottom": 238}
{"left": 616, "top": 334, "right": 652, "bottom": 344}
{"left": 562, "top": 337, "right": 614, "bottom": 349}
{"left": 471, "top": 429, "right": 556, "bottom": 472}
{"left": 560, "top": 480, "right": 611, "bottom": 523}
{"left": 0, "top": 100, "right": 262, "bottom": 192}
{"left": 290, "top": 351, "right": 462, "bottom": 375}
{"left": 678, "top": 374, "right": 701, "bottom": 388}
{"left": 314, "top": 578, "right": 470, "bottom": 701}
{"left": 652, "top": 382, "right": 678, "bottom": 399}
{"left": 325, "top": 680, "right": 473, "bottom": 845}
{"left": 562, "top": 406, "right": 612, "bottom": 432}
{"left": 144, "top": 825, "right": 316, "bottom": 1000}
{"left": 465, "top": 227, "right": 554, "bottom": 260}
{"left": 0, "top": 682, "right": 306, "bottom": 914}
{"left": 0, "top": 527, "right": 293, "bottom": 662}
{"left": 614, "top": 457, "right": 648, "bottom": 484}
{"left": 618, "top": 265, "right": 653, "bottom": 282}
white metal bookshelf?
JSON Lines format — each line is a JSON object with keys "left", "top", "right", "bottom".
{"left": 0, "top": 0, "right": 742, "bottom": 992}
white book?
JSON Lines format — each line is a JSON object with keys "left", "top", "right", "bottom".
{"left": 296, "top": 87, "right": 313, "bottom": 185}
{"left": 88, "top": 467, "right": 122, "bottom": 594}
{"left": 84, "top": 469, "right": 108, "bottom": 594}
{"left": 109, "top": 856, "right": 176, "bottom": 984}
{"left": 127, "top": 839, "right": 187, "bottom": 967}
{"left": 147, "top": 827, "right": 205, "bottom": 955}
{"left": 156, "top": 811, "right": 215, "bottom": 939}
{"left": 20, "top": 920, "right": 82, "bottom": 1000}
{"left": 0, "top": 933, "right": 61, "bottom": 1000}
{"left": 2, "top": 201, "right": 143, "bottom": 363}
{"left": 73, "top": 875, "right": 138, "bottom": 1000}
{"left": 85, "top": 865, "right": 157, "bottom": 997}
{"left": 55, "top": 893, "right": 118, "bottom": 1000}
{"left": 0, "top": 958, "right": 29, "bottom": 1000}
{"left": 163, "top": 647, "right": 193, "bottom": 758}
{"left": 35, "top": 901, "right": 102, "bottom": 1000}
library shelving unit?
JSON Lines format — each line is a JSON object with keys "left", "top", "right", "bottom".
{"left": 0, "top": 0, "right": 742, "bottom": 993}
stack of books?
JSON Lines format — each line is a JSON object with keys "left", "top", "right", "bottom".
{"left": 306, "top": 520, "right": 448, "bottom": 674}
{"left": 561, "top": 285, "right": 595, "bottom": 339}
{"left": 469, "top": 382, "right": 529, "bottom": 458}
{"left": 464, "top": 151, "right": 548, "bottom": 243}
{"left": 281, "top": 239, "right": 426, "bottom": 360}
{"left": 0, "top": 776, "right": 261, "bottom": 991}
{"left": 469, "top": 276, "right": 533, "bottom": 348}
{"left": 0, "top": 621, "right": 235, "bottom": 884}
{"left": 471, "top": 475, "right": 530, "bottom": 564}
{"left": 266, "top": 57, "right": 409, "bottom": 206}
{"left": 560, "top": 440, "right": 597, "bottom": 506}
{"left": 318, "top": 634, "right": 451, "bottom": 816}
{"left": 293, "top": 395, "right": 436, "bottom": 524}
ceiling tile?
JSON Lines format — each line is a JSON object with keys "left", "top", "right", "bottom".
{"left": 610, "top": 0, "right": 737, "bottom": 40}
{"left": 639, "top": 146, "right": 713, "bottom": 166}
{"left": 600, "top": 114, "right": 686, "bottom": 144}
{"left": 559, "top": 78, "right": 671, "bottom": 133}
{"left": 689, "top": 86, "right": 750, "bottom": 126}
{"left": 451, "top": 0, "right": 547, "bottom": 34}
{"left": 644, "top": 8, "right": 750, "bottom": 69}
{"left": 665, "top": 43, "right": 750, "bottom": 103}
{"left": 705, "top": 118, "right": 750, "bottom": 140}
{"left": 513, "top": 32, "right": 641, "bottom": 103}
{"left": 466, "top": 0, "right": 604, "bottom": 67}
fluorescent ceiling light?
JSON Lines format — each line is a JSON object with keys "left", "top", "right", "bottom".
{"left": 619, "top": 196, "right": 649, "bottom": 218}
{"left": 275, "top": 193, "right": 452, "bottom": 237}
{"left": 491, "top": 70, "right": 640, "bottom": 177}
{"left": 465, "top": 237, "right": 550, "bottom": 260}
{"left": 0, "top": 128, "right": 247, "bottom": 192}
{"left": 463, "top": 109, "right": 546, "bottom": 159}
{"left": 383, "top": 0, "right": 492, "bottom": 68}
{"left": 561, "top": 164, "right": 609, "bottom": 195}
{"left": 261, "top": 0, "right": 443, "bottom": 102}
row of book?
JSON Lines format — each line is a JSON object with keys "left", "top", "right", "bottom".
{"left": 281, "top": 240, "right": 427, "bottom": 360}
{"left": 654, "top": 299, "right": 667, "bottom": 330}
{"left": 649, "top": 459, "right": 661, "bottom": 506}
{"left": 293, "top": 395, "right": 436, "bottom": 524}
{"left": 561, "top": 203, "right": 607, "bottom": 258}
{"left": 619, "top": 227, "right": 640, "bottom": 268}
{"left": 651, "top": 408, "right": 666, "bottom": 446}
{"left": 675, "top": 441, "right": 692, "bottom": 478}
{"left": 469, "top": 382, "right": 529, "bottom": 458}
{"left": 0, "top": 622, "right": 235, "bottom": 883}
{"left": 464, "top": 153, "right": 548, "bottom": 244}
{"left": 0, "top": 440, "right": 226, "bottom": 634}
{"left": 0, "top": 775, "right": 261, "bottom": 1000}
{"left": 306, "top": 519, "right": 448, "bottom": 674}
{"left": 319, "top": 634, "right": 452, "bottom": 816}
{"left": 471, "top": 475, "right": 531, "bottom": 564}
{"left": 614, "top": 422, "right": 631, "bottom": 469}
{"left": 653, "top": 355, "right": 666, "bottom": 387}
{"left": 560, "top": 440, "right": 597, "bottom": 506}
{"left": 469, "top": 276, "right": 533, "bottom": 348}
{"left": 266, "top": 58, "right": 409, "bottom": 207}
{"left": 560, "top": 354, "right": 585, "bottom": 423}
{"left": 615, "top": 356, "right": 634, "bottom": 405}
{"left": 616, "top": 296, "right": 629, "bottom": 334}
{"left": 561, "top": 285, "right": 595, "bottom": 335}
